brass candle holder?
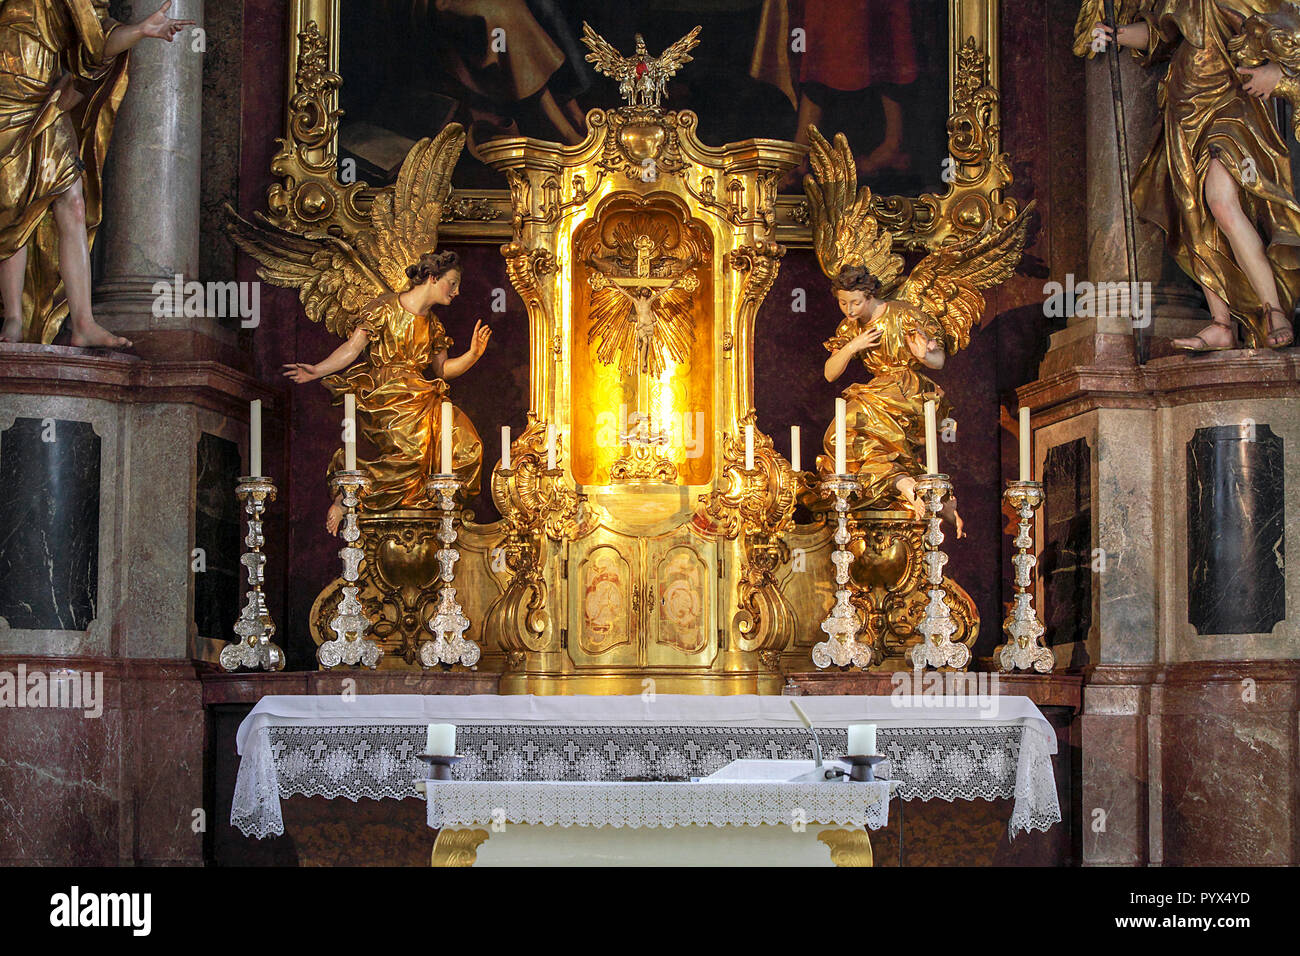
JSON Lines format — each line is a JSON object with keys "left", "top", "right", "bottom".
{"left": 220, "top": 476, "right": 285, "bottom": 672}
{"left": 909, "top": 474, "right": 970, "bottom": 671}
{"left": 419, "top": 475, "right": 479, "bottom": 668}
{"left": 995, "top": 480, "right": 1055, "bottom": 673}
{"left": 812, "top": 473, "right": 873, "bottom": 669}
{"left": 318, "top": 470, "right": 383, "bottom": 669}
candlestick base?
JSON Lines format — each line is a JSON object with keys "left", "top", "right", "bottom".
{"left": 995, "top": 480, "right": 1055, "bottom": 673}
{"left": 417, "top": 754, "right": 464, "bottom": 782}
{"left": 220, "top": 477, "right": 286, "bottom": 672}
{"left": 843, "top": 754, "right": 888, "bottom": 782}
{"left": 813, "top": 475, "right": 875, "bottom": 670}
{"left": 318, "top": 471, "right": 384, "bottom": 669}
{"left": 418, "top": 476, "right": 480, "bottom": 669}
{"left": 909, "top": 474, "right": 970, "bottom": 671}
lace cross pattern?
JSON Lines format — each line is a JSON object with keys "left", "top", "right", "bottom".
{"left": 232, "top": 722, "right": 1059, "bottom": 839}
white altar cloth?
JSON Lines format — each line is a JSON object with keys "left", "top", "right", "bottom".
{"left": 232, "top": 693, "right": 1060, "bottom": 841}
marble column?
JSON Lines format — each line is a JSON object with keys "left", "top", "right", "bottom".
{"left": 1039, "top": 50, "right": 1207, "bottom": 377}
{"left": 93, "top": 2, "right": 230, "bottom": 362}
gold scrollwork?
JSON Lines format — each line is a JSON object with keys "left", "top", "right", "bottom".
{"left": 817, "top": 828, "right": 875, "bottom": 867}
{"left": 430, "top": 828, "right": 490, "bottom": 867}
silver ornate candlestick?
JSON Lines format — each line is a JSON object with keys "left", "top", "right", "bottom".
{"left": 996, "top": 480, "right": 1055, "bottom": 673}
{"left": 812, "top": 474, "right": 873, "bottom": 669}
{"left": 220, "top": 476, "right": 285, "bottom": 671}
{"left": 318, "top": 470, "right": 383, "bottom": 669}
{"left": 909, "top": 474, "right": 970, "bottom": 671}
{"left": 419, "top": 475, "right": 480, "bottom": 668}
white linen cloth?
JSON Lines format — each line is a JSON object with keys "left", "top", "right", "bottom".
{"left": 232, "top": 694, "right": 1060, "bottom": 840}
{"left": 423, "top": 778, "right": 897, "bottom": 830}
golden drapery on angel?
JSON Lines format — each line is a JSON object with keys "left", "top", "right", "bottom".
{"left": 1076, "top": 0, "right": 1300, "bottom": 348}
{"left": 226, "top": 125, "right": 484, "bottom": 514}
{"left": 0, "top": 0, "right": 128, "bottom": 343}
{"left": 803, "top": 126, "right": 1034, "bottom": 516}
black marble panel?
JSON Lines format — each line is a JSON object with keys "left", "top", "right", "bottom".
{"left": 1187, "top": 424, "right": 1285, "bottom": 635}
{"left": 1041, "top": 437, "right": 1092, "bottom": 648}
{"left": 0, "top": 418, "right": 100, "bottom": 630}
{"left": 194, "top": 434, "right": 242, "bottom": 644}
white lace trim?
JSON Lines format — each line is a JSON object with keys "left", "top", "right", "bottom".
{"left": 425, "top": 779, "right": 896, "bottom": 829}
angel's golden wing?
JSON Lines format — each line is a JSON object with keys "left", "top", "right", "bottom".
{"left": 224, "top": 204, "right": 388, "bottom": 338}
{"left": 581, "top": 22, "right": 635, "bottom": 82}
{"left": 1072, "top": 0, "right": 1148, "bottom": 57}
{"left": 655, "top": 26, "right": 702, "bottom": 76}
{"left": 803, "top": 126, "right": 902, "bottom": 285}
{"left": 361, "top": 124, "right": 466, "bottom": 293}
{"left": 894, "top": 201, "right": 1036, "bottom": 353}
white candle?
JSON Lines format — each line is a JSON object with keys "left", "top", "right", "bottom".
{"left": 440, "top": 401, "right": 454, "bottom": 474}
{"left": 501, "top": 425, "right": 512, "bottom": 471}
{"left": 790, "top": 425, "right": 801, "bottom": 473}
{"left": 425, "top": 723, "right": 455, "bottom": 756}
{"left": 343, "top": 393, "right": 356, "bottom": 471}
{"left": 1019, "top": 406, "right": 1031, "bottom": 482}
{"left": 546, "top": 423, "right": 557, "bottom": 471}
{"left": 834, "top": 398, "right": 847, "bottom": 474}
{"left": 744, "top": 424, "right": 754, "bottom": 471}
{"left": 924, "top": 399, "right": 938, "bottom": 475}
{"left": 249, "top": 399, "right": 262, "bottom": 477}
{"left": 848, "top": 723, "right": 877, "bottom": 756}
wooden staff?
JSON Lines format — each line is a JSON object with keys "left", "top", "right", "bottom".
{"left": 1102, "top": 0, "right": 1148, "bottom": 364}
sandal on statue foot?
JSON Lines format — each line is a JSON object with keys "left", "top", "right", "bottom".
{"left": 1264, "top": 306, "right": 1294, "bottom": 348}
{"left": 1173, "top": 322, "right": 1236, "bottom": 352}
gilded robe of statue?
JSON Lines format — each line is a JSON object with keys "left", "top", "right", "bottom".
{"left": 0, "top": 0, "right": 128, "bottom": 342}
{"left": 1130, "top": 0, "right": 1300, "bottom": 324}
{"left": 324, "top": 293, "right": 482, "bottom": 511}
{"left": 817, "top": 300, "right": 951, "bottom": 508}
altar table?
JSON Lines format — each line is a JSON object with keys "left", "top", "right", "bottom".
{"left": 231, "top": 694, "right": 1062, "bottom": 847}
{"left": 422, "top": 775, "right": 897, "bottom": 866}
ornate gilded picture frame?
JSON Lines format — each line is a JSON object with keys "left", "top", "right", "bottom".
{"left": 268, "top": 0, "right": 1009, "bottom": 251}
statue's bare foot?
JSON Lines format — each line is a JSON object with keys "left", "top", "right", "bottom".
{"left": 1171, "top": 320, "right": 1234, "bottom": 352}
{"left": 0, "top": 316, "right": 21, "bottom": 343}
{"left": 69, "top": 318, "right": 133, "bottom": 350}
{"left": 325, "top": 501, "right": 345, "bottom": 536}
{"left": 940, "top": 497, "right": 965, "bottom": 539}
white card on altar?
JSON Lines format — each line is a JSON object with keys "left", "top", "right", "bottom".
{"left": 703, "top": 759, "right": 851, "bottom": 782}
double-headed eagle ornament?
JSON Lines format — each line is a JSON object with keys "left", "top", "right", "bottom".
{"left": 581, "top": 22, "right": 702, "bottom": 109}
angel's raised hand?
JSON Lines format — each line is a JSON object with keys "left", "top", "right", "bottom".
{"left": 283, "top": 362, "right": 319, "bottom": 384}
{"left": 470, "top": 320, "right": 492, "bottom": 357}
{"left": 142, "top": 2, "right": 196, "bottom": 42}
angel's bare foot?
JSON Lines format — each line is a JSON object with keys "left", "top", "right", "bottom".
{"left": 941, "top": 497, "right": 965, "bottom": 539}
{"left": 0, "top": 316, "right": 21, "bottom": 343}
{"left": 895, "top": 475, "right": 926, "bottom": 520}
{"left": 325, "top": 500, "right": 345, "bottom": 536}
{"left": 69, "top": 317, "right": 132, "bottom": 350}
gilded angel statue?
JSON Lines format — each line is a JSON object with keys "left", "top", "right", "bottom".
{"left": 804, "top": 126, "right": 1035, "bottom": 534}
{"left": 226, "top": 125, "right": 490, "bottom": 534}
{"left": 1083, "top": 0, "right": 1300, "bottom": 351}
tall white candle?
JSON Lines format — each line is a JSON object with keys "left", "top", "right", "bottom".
{"left": 501, "top": 425, "right": 512, "bottom": 471}
{"left": 249, "top": 399, "right": 262, "bottom": 477}
{"left": 440, "top": 401, "right": 454, "bottom": 474}
{"left": 834, "top": 398, "right": 847, "bottom": 474}
{"left": 343, "top": 393, "right": 356, "bottom": 471}
{"left": 790, "top": 425, "right": 801, "bottom": 473}
{"left": 744, "top": 424, "right": 754, "bottom": 471}
{"left": 848, "top": 723, "right": 877, "bottom": 756}
{"left": 924, "top": 399, "right": 938, "bottom": 475}
{"left": 546, "top": 424, "right": 557, "bottom": 471}
{"left": 425, "top": 723, "right": 455, "bottom": 756}
{"left": 1019, "top": 406, "right": 1031, "bottom": 482}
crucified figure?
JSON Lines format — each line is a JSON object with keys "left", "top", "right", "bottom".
{"left": 607, "top": 280, "right": 685, "bottom": 374}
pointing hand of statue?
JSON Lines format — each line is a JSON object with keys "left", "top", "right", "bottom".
{"left": 282, "top": 362, "right": 319, "bottom": 384}
{"left": 142, "top": 2, "right": 197, "bottom": 42}
{"left": 469, "top": 320, "right": 492, "bottom": 357}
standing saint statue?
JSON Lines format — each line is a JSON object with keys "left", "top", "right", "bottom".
{"left": 803, "top": 127, "right": 1035, "bottom": 532}
{"left": 0, "top": 0, "right": 194, "bottom": 346}
{"left": 1087, "top": 0, "right": 1300, "bottom": 350}
{"left": 227, "top": 127, "right": 491, "bottom": 533}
